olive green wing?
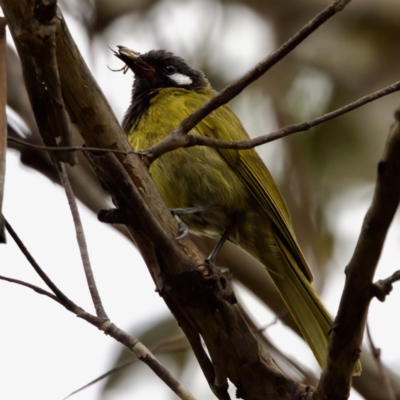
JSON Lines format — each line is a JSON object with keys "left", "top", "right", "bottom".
{"left": 186, "top": 95, "right": 364, "bottom": 374}
{"left": 189, "top": 98, "right": 313, "bottom": 281}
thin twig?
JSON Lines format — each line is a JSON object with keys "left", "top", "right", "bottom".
{"left": 7, "top": 136, "right": 135, "bottom": 156}
{"left": 142, "top": 80, "right": 400, "bottom": 161}
{"left": 58, "top": 163, "right": 108, "bottom": 319}
{"left": 9, "top": 80, "right": 400, "bottom": 162}
{"left": 164, "top": 80, "right": 400, "bottom": 152}
{"left": 63, "top": 333, "right": 189, "bottom": 399}
{"left": 0, "top": 275, "right": 61, "bottom": 303}
{"left": 3, "top": 217, "right": 197, "bottom": 400}
{"left": 142, "top": 0, "right": 354, "bottom": 162}
{"left": 63, "top": 361, "right": 139, "bottom": 400}
{"left": 257, "top": 309, "right": 290, "bottom": 333}
{"left": 258, "top": 316, "right": 279, "bottom": 333}
{"left": 366, "top": 324, "right": 396, "bottom": 400}
{"left": 4, "top": 218, "right": 78, "bottom": 310}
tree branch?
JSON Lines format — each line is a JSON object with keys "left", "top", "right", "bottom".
{"left": 366, "top": 325, "right": 396, "bottom": 400}
{"left": 139, "top": 0, "right": 353, "bottom": 163}
{"left": 141, "top": 80, "right": 400, "bottom": 159}
{"left": 0, "top": 274, "right": 61, "bottom": 303}
{"left": 0, "top": 17, "right": 7, "bottom": 243}
{"left": 4, "top": 218, "right": 80, "bottom": 310}
{"left": 9, "top": 78, "right": 400, "bottom": 160}
{"left": 2, "top": 0, "right": 75, "bottom": 164}
{"left": 372, "top": 269, "right": 400, "bottom": 301}
{"left": 315, "top": 109, "right": 400, "bottom": 399}
{"left": 64, "top": 333, "right": 190, "bottom": 400}
{"left": 7, "top": 136, "right": 135, "bottom": 156}
{"left": 59, "top": 163, "right": 108, "bottom": 319}
{"left": 3, "top": 218, "right": 197, "bottom": 400}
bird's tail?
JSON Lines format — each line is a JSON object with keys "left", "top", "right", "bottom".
{"left": 241, "top": 229, "right": 362, "bottom": 375}
{"left": 267, "top": 241, "right": 333, "bottom": 370}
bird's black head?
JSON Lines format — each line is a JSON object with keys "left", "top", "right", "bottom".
{"left": 115, "top": 47, "right": 210, "bottom": 98}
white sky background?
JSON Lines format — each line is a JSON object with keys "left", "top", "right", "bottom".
{"left": 1, "top": 1, "right": 399, "bottom": 399}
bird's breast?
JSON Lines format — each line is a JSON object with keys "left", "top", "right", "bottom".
{"left": 149, "top": 146, "right": 250, "bottom": 237}
{"left": 126, "top": 88, "right": 251, "bottom": 237}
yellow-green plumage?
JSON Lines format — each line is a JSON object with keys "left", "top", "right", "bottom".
{"left": 128, "top": 87, "right": 333, "bottom": 369}
{"left": 118, "top": 47, "right": 360, "bottom": 374}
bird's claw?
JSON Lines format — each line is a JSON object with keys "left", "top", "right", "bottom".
{"left": 174, "top": 216, "right": 189, "bottom": 240}
{"left": 170, "top": 205, "right": 219, "bottom": 216}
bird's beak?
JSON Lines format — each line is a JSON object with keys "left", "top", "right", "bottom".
{"left": 114, "top": 46, "right": 155, "bottom": 78}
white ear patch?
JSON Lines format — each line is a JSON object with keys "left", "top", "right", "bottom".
{"left": 169, "top": 73, "right": 193, "bottom": 85}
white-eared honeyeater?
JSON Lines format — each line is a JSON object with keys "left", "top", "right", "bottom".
{"left": 116, "top": 47, "right": 361, "bottom": 374}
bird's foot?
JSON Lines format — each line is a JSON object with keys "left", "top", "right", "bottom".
{"left": 170, "top": 205, "right": 220, "bottom": 216}
{"left": 174, "top": 215, "right": 189, "bottom": 240}
{"left": 206, "top": 228, "right": 231, "bottom": 264}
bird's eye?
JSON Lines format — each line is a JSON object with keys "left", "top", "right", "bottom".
{"left": 164, "top": 65, "right": 176, "bottom": 75}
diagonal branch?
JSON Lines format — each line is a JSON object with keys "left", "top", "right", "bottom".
{"left": 143, "top": 80, "right": 400, "bottom": 158}
{"left": 141, "top": 0, "right": 354, "bottom": 163}
{"left": 366, "top": 325, "right": 396, "bottom": 400}
{"left": 63, "top": 333, "right": 190, "bottom": 400}
{"left": 3, "top": 218, "right": 197, "bottom": 400}
{"left": 0, "top": 17, "right": 7, "bottom": 243}
{"left": 315, "top": 109, "right": 400, "bottom": 399}
{"left": 3, "top": 0, "right": 75, "bottom": 165}
{"left": 5, "top": 218, "right": 79, "bottom": 310}
{"left": 0, "top": 274, "right": 61, "bottom": 303}
{"left": 9, "top": 79, "right": 400, "bottom": 159}
{"left": 59, "top": 163, "right": 108, "bottom": 319}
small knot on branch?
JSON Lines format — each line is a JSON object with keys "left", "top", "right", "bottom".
{"left": 197, "top": 264, "right": 212, "bottom": 278}
{"left": 100, "top": 319, "right": 112, "bottom": 334}
{"left": 332, "top": 0, "right": 352, "bottom": 12}
{"left": 136, "top": 151, "right": 152, "bottom": 168}
{"left": 372, "top": 270, "right": 400, "bottom": 302}
{"left": 377, "top": 161, "right": 387, "bottom": 176}
{"left": 98, "top": 208, "right": 126, "bottom": 224}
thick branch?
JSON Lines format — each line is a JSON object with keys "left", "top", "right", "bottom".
{"left": 315, "top": 111, "right": 400, "bottom": 399}
{"left": 0, "top": 17, "right": 6, "bottom": 243}
{"left": 2, "top": 0, "right": 74, "bottom": 164}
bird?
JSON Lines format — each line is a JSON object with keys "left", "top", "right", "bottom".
{"left": 115, "top": 46, "right": 360, "bottom": 374}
